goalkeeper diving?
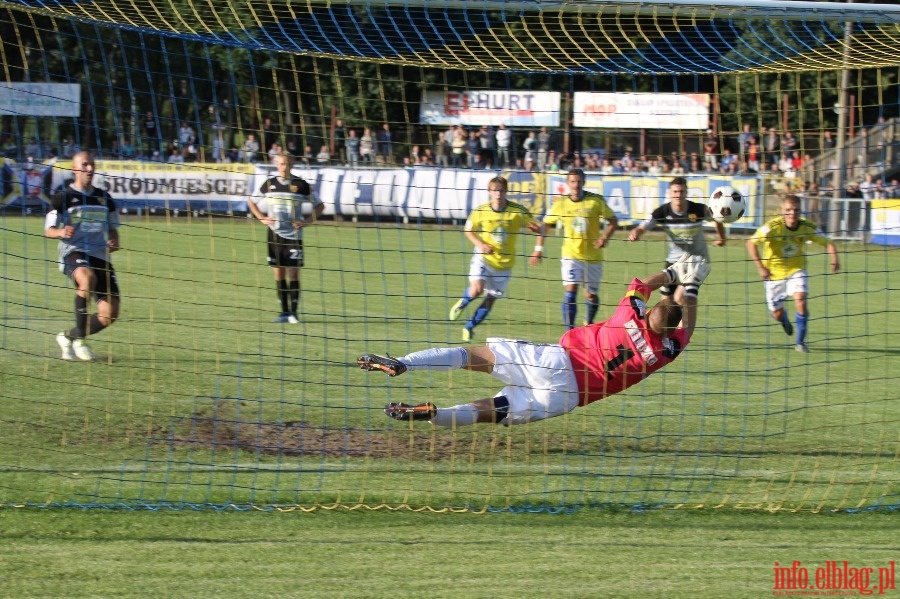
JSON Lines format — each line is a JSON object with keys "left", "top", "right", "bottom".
{"left": 358, "top": 256, "right": 710, "bottom": 426}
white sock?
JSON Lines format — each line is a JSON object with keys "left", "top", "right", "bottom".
{"left": 432, "top": 404, "right": 480, "bottom": 428}
{"left": 399, "top": 347, "right": 467, "bottom": 372}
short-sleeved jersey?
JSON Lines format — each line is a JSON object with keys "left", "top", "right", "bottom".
{"left": 45, "top": 184, "right": 119, "bottom": 265}
{"left": 464, "top": 200, "right": 538, "bottom": 271}
{"left": 640, "top": 201, "right": 711, "bottom": 263}
{"left": 253, "top": 176, "right": 318, "bottom": 240}
{"left": 542, "top": 191, "right": 616, "bottom": 263}
{"left": 560, "top": 278, "right": 689, "bottom": 406}
{"left": 749, "top": 216, "right": 831, "bottom": 280}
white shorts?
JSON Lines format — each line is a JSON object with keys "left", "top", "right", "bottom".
{"left": 560, "top": 258, "right": 603, "bottom": 294}
{"left": 469, "top": 254, "right": 511, "bottom": 298}
{"left": 765, "top": 271, "right": 808, "bottom": 312}
{"left": 485, "top": 338, "right": 580, "bottom": 426}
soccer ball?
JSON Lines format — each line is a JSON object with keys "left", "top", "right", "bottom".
{"left": 707, "top": 186, "right": 746, "bottom": 224}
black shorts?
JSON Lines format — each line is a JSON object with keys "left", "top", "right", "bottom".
{"left": 267, "top": 230, "right": 304, "bottom": 268}
{"left": 63, "top": 252, "right": 120, "bottom": 299}
{"left": 662, "top": 261, "right": 701, "bottom": 298}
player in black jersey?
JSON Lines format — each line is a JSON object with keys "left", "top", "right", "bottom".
{"left": 44, "top": 151, "right": 121, "bottom": 361}
{"left": 248, "top": 152, "right": 324, "bottom": 323}
{"left": 628, "top": 176, "right": 725, "bottom": 332}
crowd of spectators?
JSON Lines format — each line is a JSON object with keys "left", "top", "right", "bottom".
{"left": 2, "top": 116, "right": 894, "bottom": 202}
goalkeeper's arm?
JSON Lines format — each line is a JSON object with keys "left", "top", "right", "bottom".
{"left": 638, "top": 262, "right": 704, "bottom": 337}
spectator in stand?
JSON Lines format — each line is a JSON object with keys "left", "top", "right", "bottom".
{"left": 345, "top": 128, "right": 360, "bottom": 168}
{"left": 621, "top": 151, "right": 635, "bottom": 172}
{"left": 451, "top": 128, "right": 467, "bottom": 168}
{"left": 285, "top": 139, "right": 300, "bottom": 159}
{"left": 822, "top": 130, "right": 835, "bottom": 151}
{"left": 62, "top": 138, "right": 77, "bottom": 159}
{"left": 120, "top": 138, "right": 135, "bottom": 160}
{"left": 184, "top": 140, "right": 199, "bottom": 163}
{"left": 738, "top": 123, "right": 758, "bottom": 157}
{"left": 360, "top": 127, "right": 374, "bottom": 165}
{"left": 226, "top": 146, "right": 240, "bottom": 163}
{"left": 546, "top": 149, "right": 559, "bottom": 172}
{"left": 887, "top": 179, "right": 900, "bottom": 199}
{"left": 689, "top": 152, "right": 703, "bottom": 174}
{"left": 434, "top": 132, "right": 449, "bottom": 167}
{"left": 211, "top": 126, "right": 226, "bottom": 163}
{"left": 377, "top": 122, "right": 394, "bottom": 164}
{"left": 24, "top": 138, "right": 42, "bottom": 160}
{"left": 703, "top": 129, "right": 719, "bottom": 170}
{"left": 613, "top": 159, "right": 626, "bottom": 175}
{"left": 763, "top": 127, "right": 781, "bottom": 171}
{"left": 537, "top": 127, "right": 552, "bottom": 171}
{"left": 143, "top": 111, "right": 160, "bottom": 158}
{"left": 779, "top": 153, "right": 795, "bottom": 179}
{"left": 242, "top": 133, "right": 260, "bottom": 163}
{"left": 316, "top": 144, "right": 331, "bottom": 164}
{"left": 647, "top": 157, "right": 662, "bottom": 176}
{"left": 600, "top": 158, "right": 614, "bottom": 175}
{"left": 747, "top": 138, "right": 761, "bottom": 172}
{"left": 268, "top": 142, "right": 283, "bottom": 165}
{"left": 782, "top": 131, "right": 798, "bottom": 158}
{"left": 409, "top": 144, "right": 423, "bottom": 166}
{"left": 858, "top": 172, "right": 876, "bottom": 201}
{"left": 167, "top": 145, "right": 184, "bottom": 164}
{"left": 523, "top": 131, "right": 537, "bottom": 170}
{"left": 466, "top": 129, "right": 481, "bottom": 169}
{"left": 333, "top": 118, "right": 346, "bottom": 164}
{"left": 719, "top": 148, "right": 737, "bottom": 174}
{"left": 261, "top": 117, "right": 277, "bottom": 158}
{"left": 495, "top": 124, "right": 512, "bottom": 168}
{"left": 178, "top": 121, "right": 195, "bottom": 147}
{"left": 479, "top": 126, "right": 496, "bottom": 168}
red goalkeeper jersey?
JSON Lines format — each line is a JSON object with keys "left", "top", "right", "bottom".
{"left": 560, "top": 278, "right": 689, "bottom": 406}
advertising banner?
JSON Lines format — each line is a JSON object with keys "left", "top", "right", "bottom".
{"left": 0, "top": 83, "right": 81, "bottom": 117}
{"left": 419, "top": 90, "right": 561, "bottom": 127}
{"left": 45, "top": 161, "right": 255, "bottom": 213}
{"left": 870, "top": 199, "right": 900, "bottom": 246}
{"left": 573, "top": 92, "right": 710, "bottom": 130}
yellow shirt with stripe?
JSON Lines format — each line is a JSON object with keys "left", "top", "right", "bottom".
{"left": 749, "top": 216, "right": 831, "bottom": 280}
{"left": 542, "top": 191, "right": 616, "bottom": 263}
{"left": 464, "top": 200, "right": 538, "bottom": 271}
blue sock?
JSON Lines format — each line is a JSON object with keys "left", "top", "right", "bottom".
{"left": 458, "top": 289, "right": 473, "bottom": 309}
{"left": 779, "top": 312, "right": 790, "bottom": 327}
{"left": 562, "top": 290, "right": 577, "bottom": 329}
{"left": 585, "top": 297, "right": 599, "bottom": 324}
{"left": 796, "top": 311, "right": 808, "bottom": 344}
{"left": 469, "top": 300, "right": 493, "bottom": 329}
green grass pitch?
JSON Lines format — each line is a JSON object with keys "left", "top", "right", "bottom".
{"left": 0, "top": 213, "right": 897, "bottom": 597}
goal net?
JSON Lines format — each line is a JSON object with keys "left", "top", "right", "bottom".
{"left": 1, "top": 0, "right": 897, "bottom": 513}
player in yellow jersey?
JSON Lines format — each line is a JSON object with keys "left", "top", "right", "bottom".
{"left": 532, "top": 169, "right": 618, "bottom": 329}
{"left": 746, "top": 195, "right": 840, "bottom": 353}
{"left": 449, "top": 176, "right": 543, "bottom": 341}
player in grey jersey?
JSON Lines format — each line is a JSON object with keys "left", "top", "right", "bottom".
{"left": 628, "top": 176, "right": 726, "bottom": 332}
{"left": 248, "top": 152, "right": 324, "bottom": 323}
{"left": 44, "top": 151, "right": 121, "bottom": 361}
